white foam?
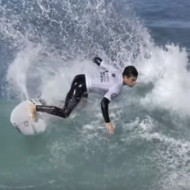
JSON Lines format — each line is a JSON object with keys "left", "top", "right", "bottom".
{"left": 135, "top": 44, "right": 190, "bottom": 116}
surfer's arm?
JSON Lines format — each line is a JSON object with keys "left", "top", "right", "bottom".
{"left": 101, "top": 85, "right": 121, "bottom": 134}
{"left": 93, "top": 56, "right": 119, "bottom": 71}
{"left": 101, "top": 97, "right": 114, "bottom": 134}
{"left": 101, "top": 88, "right": 118, "bottom": 123}
{"left": 101, "top": 97, "right": 110, "bottom": 123}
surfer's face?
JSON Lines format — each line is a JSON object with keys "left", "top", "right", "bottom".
{"left": 123, "top": 76, "right": 137, "bottom": 87}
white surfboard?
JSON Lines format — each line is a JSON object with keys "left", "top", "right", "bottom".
{"left": 10, "top": 96, "right": 91, "bottom": 135}
{"left": 10, "top": 99, "right": 47, "bottom": 135}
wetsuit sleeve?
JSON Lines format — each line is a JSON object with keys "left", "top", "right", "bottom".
{"left": 101, "top": 84, "right": 122, "bottom": 123}
{"left": 101, "top": 97, "right": 110, "bottom": 123}
{"left": 93, "top": 57, "right": 119, "bottom": 72}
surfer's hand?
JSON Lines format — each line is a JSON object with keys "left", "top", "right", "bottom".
{"left": 105, "top": 122, "right": 114, "bottom": 134}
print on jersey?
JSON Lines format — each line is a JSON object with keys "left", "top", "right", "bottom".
{"left": 100, "top": 70, "right": 109, "bottom": 82}
{"left": 112, "top": 73, "right": 116, "bottom": 77}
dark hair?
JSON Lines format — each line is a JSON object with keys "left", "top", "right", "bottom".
{"left": 122, "top": 65, "right": 138, "bottom": 78}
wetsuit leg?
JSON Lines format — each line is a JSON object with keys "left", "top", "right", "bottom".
{"left": 36, "top": 74, "right": 87, "bottom": 118}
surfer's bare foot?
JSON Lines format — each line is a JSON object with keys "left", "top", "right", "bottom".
{"left": 29, "top": 104, "right": 36, "bottom": 121}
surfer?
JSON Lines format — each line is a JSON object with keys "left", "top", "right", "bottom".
{"left": 29, "top": 56, "right": 138, "bottom": 134}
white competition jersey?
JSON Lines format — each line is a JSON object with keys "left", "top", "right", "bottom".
{"left": 85, "top": 61, "right": 124, "bottom": 101}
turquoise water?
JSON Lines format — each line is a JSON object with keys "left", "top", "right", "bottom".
{"left": 0, "top": 0, "right": 190, "bottom": 189}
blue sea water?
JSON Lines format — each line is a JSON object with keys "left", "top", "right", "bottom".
{"left": 0, "top": 0, "right": 190, "bottom": 189}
